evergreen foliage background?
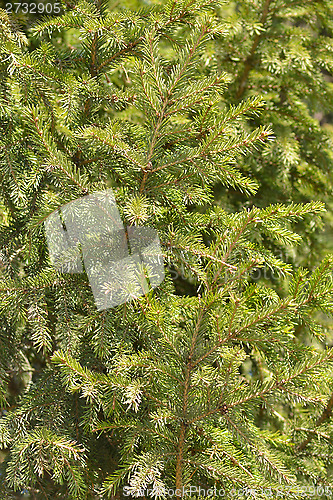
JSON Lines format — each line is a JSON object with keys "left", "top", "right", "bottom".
{"left": 0, "top": 0, "right": 333, "bottom": 498}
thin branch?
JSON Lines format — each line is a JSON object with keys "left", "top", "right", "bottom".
{"left": 236, "top": 0, "right": 273, "bottom": 98}
{"left": 297, "top": 392, "right": 333, "bottom": 452}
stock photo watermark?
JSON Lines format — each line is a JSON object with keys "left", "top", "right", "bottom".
{"left": 123, "top": 485, "right": 333, "bottom": 498}
{"left": 44, "top": 188, "right": 165, "bottom": 310}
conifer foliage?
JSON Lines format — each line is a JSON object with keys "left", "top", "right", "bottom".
{"left": 0, "top": 1, "right": 333, "bottom": 499}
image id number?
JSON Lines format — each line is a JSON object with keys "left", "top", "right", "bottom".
{"left": 5, "top": 3, "right": 61, "bottom": 14}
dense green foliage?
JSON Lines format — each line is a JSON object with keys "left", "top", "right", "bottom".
{"left": 0, "top": 1, "right": 333, "bottom": 499}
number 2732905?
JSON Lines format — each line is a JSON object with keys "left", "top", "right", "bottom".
{"left": 5, "top": 3, "right": 61, "bottom": 14}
